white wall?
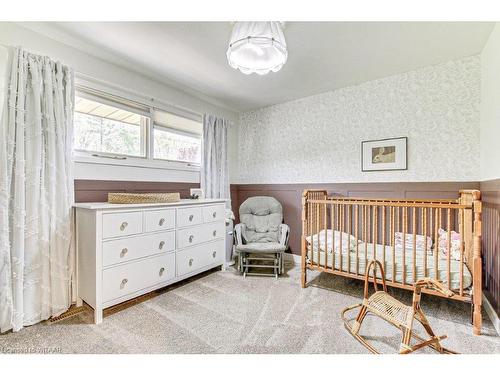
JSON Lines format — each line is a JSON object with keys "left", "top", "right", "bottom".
{"left": 237, "top": 56, "right": 481, "bottom": 184}
{"left": 480, "top": 23, "right": 500, "bottom": 181}
{"left": 2, "top": 22, "right": 490, "bottom": 185}
{"left": 0, "top": 22, "right": 239, "bottom": 183}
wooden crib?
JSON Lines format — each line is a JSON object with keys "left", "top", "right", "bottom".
{"left": 300, "top": 189, "right": 483, "bottom": 335}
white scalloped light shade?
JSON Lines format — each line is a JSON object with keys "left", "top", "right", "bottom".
{"left": 226, "top": 22, "right": 288, "bottom": 75}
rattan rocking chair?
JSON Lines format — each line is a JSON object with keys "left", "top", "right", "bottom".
{"left": 341, "top": 260, "right": 457, "bottom": 354}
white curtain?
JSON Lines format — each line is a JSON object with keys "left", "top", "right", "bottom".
{"left": 0, "top": 46, "right": 75, "bottom": 333}
{"left": 201, "top": 114, "right": 230, "bottom": 205}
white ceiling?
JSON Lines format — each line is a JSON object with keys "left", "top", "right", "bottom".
{"left": 22, "top": 22, "right": 494, "bottom": 112}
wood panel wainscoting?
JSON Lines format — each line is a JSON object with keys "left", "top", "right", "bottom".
{"left": 231, "top": 182, "right": 480, "bottom": 256}
{"left": 74, "top": 179, "right": 498, "bottom": 328}
{"left": 231, "top": 181, "right": 499, "bottom": 330}
{"left": 74, "top": 180, "right": 199, "bottom": 203}
{"left": 479, "top": 178, "right": 500, "bottom": 317}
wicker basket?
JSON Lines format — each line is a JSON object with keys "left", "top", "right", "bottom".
{"left": 107, "top": 192, "right": 181, "bottom": 204}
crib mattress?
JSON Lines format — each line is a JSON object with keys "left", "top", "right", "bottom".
{"left": 307, "top": 242, "right": 472, "bottom": 291}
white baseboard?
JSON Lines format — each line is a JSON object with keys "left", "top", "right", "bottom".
{"left": 483, "top": 294, "right": 500, "bottom": 336}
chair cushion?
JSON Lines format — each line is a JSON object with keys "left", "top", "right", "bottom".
{"left": 235, "top": 242, "right": 287, "bottom": 253}
{"left": 239, "top": 196, "right": 283, "bottom": 243}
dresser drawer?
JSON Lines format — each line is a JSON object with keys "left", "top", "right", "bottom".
{"left": 102, "top": 231, "right": 175, "bottom": 267}
{"left": 177, "top": 221, "right": 225, "bottom": 248}
{"left": 144, "top": 209, "right": 175, "bottom": 232}
{"left": 204, "top": 221, "right": 225, "bottom": 241}
{"left": 176, "top": 240, "right": 224, "bottom": 277}
{"left": 202, "top": 204, "right": 225, "bottom": 223}
{"left": 176, "top": 206, "right": 202, "bottom": 227}
{"left": 102, "top": 253, "right": 175, "bottom": 302}
{"left": 102, "top": 211, "right": 143, "bottom": 239}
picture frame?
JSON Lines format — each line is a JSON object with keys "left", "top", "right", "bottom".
{"left": 361, "top": 137, "right": 407, "bottom": 172}
{"left": 190, "top": 188, "right": 205, "bottom": 199}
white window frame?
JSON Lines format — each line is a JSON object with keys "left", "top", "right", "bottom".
{"left": 73, "top": 112, "right": 149, "bottom": 160}
{"left": 152, "top": 122, "right": 202, "bottom": 166}
{"left": 73, "top": 84, "right": 203, "bottom": 173}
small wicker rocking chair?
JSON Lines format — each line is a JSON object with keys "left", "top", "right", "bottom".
{"left": 341, "top": 260, "right": 457, "bottom": 354}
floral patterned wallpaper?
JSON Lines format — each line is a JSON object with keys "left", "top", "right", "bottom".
{"left": 237, "top": 56, "right": 480, "bottom": 184}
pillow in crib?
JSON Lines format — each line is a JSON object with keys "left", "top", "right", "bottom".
{"left": 437, "top": 228, "right": 462, "bottom": 261}
{"left": 306, "top": 229, "right": 359, "bottom": 253}
{"left": 394, "top": 232, "right": 433, "bottom": 253}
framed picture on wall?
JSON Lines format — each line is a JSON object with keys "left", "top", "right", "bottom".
{"left": 361, "top": 137, "right": 407, "bottom": 172}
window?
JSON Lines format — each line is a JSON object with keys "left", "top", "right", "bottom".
{"left": 153, "top": 110, "right": 202, "bottom": 164}
{"left": 73, "top": 87, "right": 203, "bottom": 170}
{"left": 74, "top": 95, "right": 149, "bottom": 158}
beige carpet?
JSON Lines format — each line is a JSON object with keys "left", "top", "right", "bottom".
{"left": 0, "top": 262, "right": 499, "bottom": 354}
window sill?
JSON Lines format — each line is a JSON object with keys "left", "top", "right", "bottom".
{"left": 73, "top": 153, "right": 201, "bottom": 183}
{"left": 73, "top": 153, "right": 201, "bottom": 172}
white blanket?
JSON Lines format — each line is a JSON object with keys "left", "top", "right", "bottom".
{"left": 307, "top": 240, "right": 472, "bottom": 291}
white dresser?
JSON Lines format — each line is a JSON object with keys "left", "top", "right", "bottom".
{"left": 74, "top": 199, "right": 226, "bottom": 323}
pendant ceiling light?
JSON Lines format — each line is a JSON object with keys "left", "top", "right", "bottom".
{"left": 227, "top": 22, "right": 287, "bottom": 75}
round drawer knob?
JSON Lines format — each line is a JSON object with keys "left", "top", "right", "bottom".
{"left": 121, "top": 278, "right": 128, "bottom": 286}
{"left": 212, "top": 251, "right": 217, "bottom": 258}
{"left": 212, "top": 230, "right": 217, "bottom": 237}
{"left": 189, "top": 258, "right": 194, "bottom": 267}
{"left": 189, "top": 235, "right": 194, "bottom": 243}
{"left": 189, "top": 214, "right": 194, "bottom": 222}
{"left": 159, "top": 218, "right": 165, "bottom": 226}
{"left": 120, "top": 248, "right": 128, "bottom": 257}
{"left": 159, "top": 267, "right": 165, "bottom": 276}
{"left": 212, "top": 212, "right": 217, "bottom": 218}
{"left": 159, "top": 241, "right": 165, "bottom": 249}
{"left": 120, "top": 222, "right": 128, "bottom": 231}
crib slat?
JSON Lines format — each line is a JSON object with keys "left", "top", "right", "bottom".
{"left": 373, "top": 205, "right": 378, "bottom": 263}
{"left": 439, "top": 208, "right": 444, "bottom": 283}
{"left": 315, "top": 203, "right": 321, "bottom": 267}
{"left": 364, "top": 205, "right": 368, "bottom": 274}
{"left": 324, "top": 200, "right": 328, "bottom": 271}
{"left": 347, "top": 205, "right": 352, "bottom": 274}
{"left": 331, "top": 203, "right": 335, "bottom": 272}
{"left": 423, "top": 207, "right": 428, "bottom": 278}
{"left": 309, "top": 201, "right": 312, "bottom": 262}
{"left": 336, "top": 202, "right": 340, "bottom": 270}
{"left": 447, "top": 208, "right": 451, "bottom": 289}
{"left": 382, "top": 206, "right": 386, "bottom": 270}
{"left": 369, "top": 206, "right": 372, "bottom": 243}
{"left": 371, "top": 206, "right": 374, "bottom": 244}
{"left": 391, "top": 206, "right": 396, "bottom": 283}
{"left": 336, "top": 203, "right": 339, "bottom": 232}
{"left": 430, "top": 206, "right": 433, "bottom": 246}
{"left": 397, "top": 206, "right": 400, "bottom": 233}
{"left": 434, "top": 208, "right": 440, "bottom": 281}
{"left": 355, "top": 204, "right": 359, "bottom": 275}
{"left": 340, "top": 204, "right": 344, "bottom": 272}
{"left": 459, "top": 208, "right": 464, "bottom": 296}
{"left": 413, "top": 207, "right": 417, "bottom": 284}
{"left": 403, "top": 207, "right": 408, "bottom": 285}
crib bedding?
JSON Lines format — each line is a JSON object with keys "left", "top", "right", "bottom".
{"left": 307, "top": 241, "right": 472, "bottom": 291}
